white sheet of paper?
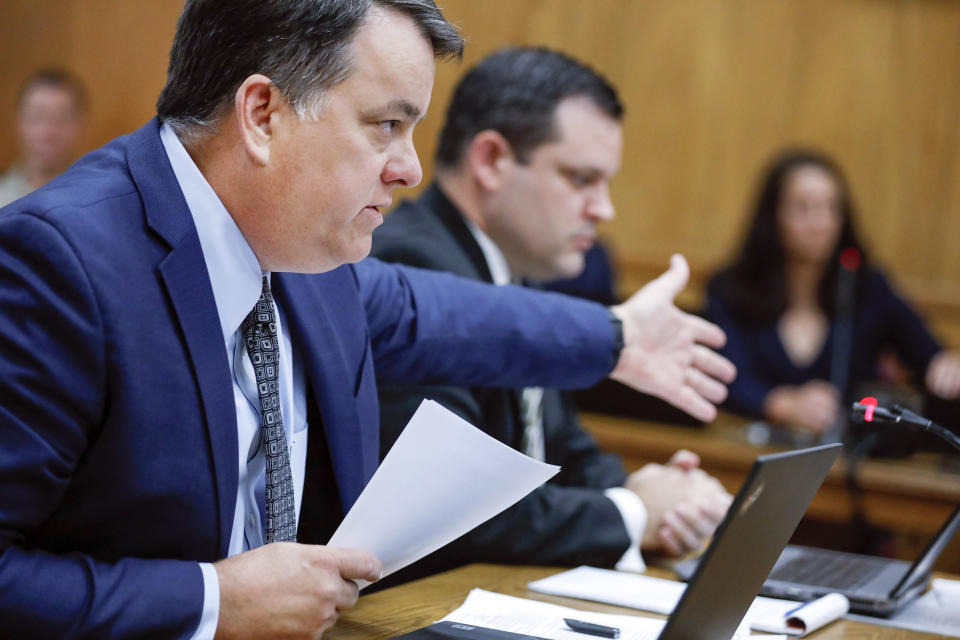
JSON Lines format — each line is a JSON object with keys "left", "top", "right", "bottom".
{"left": 327, "top": 399, "right": 559, "bottom": 583}
{"left": 527, "top": 566, "right": 798, "bottom": 639}
{"left": 527, "top": 566, "right": 685, "bottom": 614}
{"left": 441, "top": 588, "right": 666, "bottom": 640}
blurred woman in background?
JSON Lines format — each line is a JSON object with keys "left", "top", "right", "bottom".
{"left": 706, "top": 149, "right": 960, "bottom": 436}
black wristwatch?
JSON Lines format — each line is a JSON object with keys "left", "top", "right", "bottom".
{"left": 607, "top": 308, "right": 624, "bottom": 366}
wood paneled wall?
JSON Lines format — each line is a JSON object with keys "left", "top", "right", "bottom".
{"left": 2, "top": 0, "right": 958, "bottom": 341}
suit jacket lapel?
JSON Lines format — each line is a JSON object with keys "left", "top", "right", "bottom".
{"left": 273, "top": 272, "right": 373, "bottom": 511}
{"left": 126, "top": 119, "right": 238, "bottom": 556}
{"left": 425, "top": 185, "right": 495, "bottom": 284}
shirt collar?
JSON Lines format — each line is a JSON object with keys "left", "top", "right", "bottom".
{"left": 464, "top": 219, "right": 512, "bottom": 286}
{"left": 159, "top": 122, "right": 264, "bottom": 342}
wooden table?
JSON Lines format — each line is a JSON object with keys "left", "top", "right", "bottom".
{"left": 580, "top": 411, "right": 960, "bottom": 571}
{"left": 331, "top": 563, "right": 950, "bottom": 640}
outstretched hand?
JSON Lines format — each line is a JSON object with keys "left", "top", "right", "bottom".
{"left": 609, "top": 254, "right": 736, "bottom": 422}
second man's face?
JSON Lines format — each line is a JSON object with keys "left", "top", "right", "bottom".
{"left": 486, "top": 96, "right": 622, "bottom": 281}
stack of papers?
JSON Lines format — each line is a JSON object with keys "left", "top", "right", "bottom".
{"left": 441, "top": 589, "right": 770, "bottom": 640}
{"left": 528, "top": 566, "right": 960, "bottom": 638}
{"left": 527, "top": 566, "right": 846, "bottom": 637}
{"left": 528, "top": 566, "right": 684, "bottom": 614}
{"left": 442, "top": 588, "right": 667, "bottom": 640}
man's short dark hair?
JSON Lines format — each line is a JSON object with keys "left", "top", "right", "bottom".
{"left": 17, "top": 68, "right": 87, "bottom": 113}
{"left": 156, "top": 0, "right": 462, "bottom": 138}
{"left": 436, "top": 47, "right": 623, "bottom": 168}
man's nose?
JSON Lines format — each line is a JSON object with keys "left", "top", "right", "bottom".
{"left": 585, "top": 184, "right": 615, "bottom": 221}
{"left": 382, "top": 139, "right": 422, "bottom": 189}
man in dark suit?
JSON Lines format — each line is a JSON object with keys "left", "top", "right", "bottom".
{"left": 0, "top": 5, "right": 735, "bottom": 639}
{"left": 372, "top": 48, "right": 733, "bottom": 584}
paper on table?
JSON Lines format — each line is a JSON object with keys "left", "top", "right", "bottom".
{"left": 526, "top": 566, "right": 809, "bottom": 638}
{"left": 441, "top": 588, "right": 666, "bottom": 640}
{"left": 845, "top": 578, "right": 960, "bottom": 637}
{"left": 327, "top": 400, "right": 559, "bottom": 584}
{"left": 527, "top": 566, "right": 685, "bottom": 614}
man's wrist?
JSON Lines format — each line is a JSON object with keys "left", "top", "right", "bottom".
{"left": 607, "top": 307, "right": 624, "bottom": 371}
{"left": 604, "top": 487, "right": 647, "bottom": 572}
{"left": 191, "top": 562, "right": 220, "bottom": 640}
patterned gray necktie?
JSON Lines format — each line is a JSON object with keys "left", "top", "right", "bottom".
{"left": 242, "top": 276, "right": 297, "bottom": 543}
{"left": 520, "top": 386, "right": 546, "bottom": 462}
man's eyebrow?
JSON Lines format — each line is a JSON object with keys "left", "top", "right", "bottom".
{"left": 363, "top": 100, "right": 425, "bottom": 122}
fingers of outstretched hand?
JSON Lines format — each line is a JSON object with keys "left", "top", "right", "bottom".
{"left": 692, "top": 344, "right": 736, "bottom": 385}
{"left": 684, "top": 312, "right": 728, "bottom": 351}
{"left": 685, "top": 366, "right": 728, "bottom": 405}
{"left": 642, "top": 254, "right": 690, "bottom": 301}
{"left": 670, "top": 385, "right": 718, "bottom": 423}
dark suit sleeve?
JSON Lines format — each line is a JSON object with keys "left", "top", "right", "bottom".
{"left": 363, "top": 232, "right": 632, "bottom": 579}
{"left": 0, "top": 212, "right": 203, "bottom": 638}
{"left": 354, "top": 257, "right": 617, "bottom": 390}
{"left": 544, "top": 392, "right": 628, "bottom": 489}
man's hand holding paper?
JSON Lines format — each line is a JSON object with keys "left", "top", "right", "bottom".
{"left": 327, "top": 400, "right": 560, "bottom": 583}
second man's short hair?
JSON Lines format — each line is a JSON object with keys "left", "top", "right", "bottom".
{"left": 436, "top": 47, "right": 623, "bottom": 168}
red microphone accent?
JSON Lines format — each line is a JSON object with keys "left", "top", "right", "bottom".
{"left": 840, "top": 247, "right": 861, "bottom": 271}
{"left": 860, "top": 396, "right": 878, "bottom": 422}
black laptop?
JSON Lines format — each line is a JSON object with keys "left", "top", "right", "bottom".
{"left": 658, "top": 443, "right": 841, "bottom": 640}
{"left": 760, "top": 505, "right": 960, "bottom": 616}
{"left": 394, "top": 444, "right": 841, "bottom": 640}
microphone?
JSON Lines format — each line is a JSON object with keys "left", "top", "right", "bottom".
{"left": 850, "top": 396, "right": 960, "bottom": 453}
{"left": 822, "top": 248, "right": 861, "bottom": 444}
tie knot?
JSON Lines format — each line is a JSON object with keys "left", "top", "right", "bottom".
{"left": 243, "top": 276, "right": 276, "bottom": 337}
{"left": 259, "top": 275, "right": 273, "bottom": 302}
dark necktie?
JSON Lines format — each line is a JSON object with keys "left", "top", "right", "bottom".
{"left": 242, "top": 276, "right": 297, "bottom": 543}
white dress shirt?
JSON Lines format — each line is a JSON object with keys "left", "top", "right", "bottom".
{"left": 160, "top": 123, "right": 310, "bottom": 638}
{"left": 465, "top": 220, "right": 647, "bottom": 571}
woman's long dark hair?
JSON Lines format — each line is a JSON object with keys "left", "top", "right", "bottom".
{"left": 710, "top": 149, "right": 870, "bottom": 325}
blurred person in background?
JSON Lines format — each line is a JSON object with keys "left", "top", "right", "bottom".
{"left": 0, "top": 69, "right": 86, "bottom": 207}
{"left": 705, "top": 149, "right": 960, "bottom": 439}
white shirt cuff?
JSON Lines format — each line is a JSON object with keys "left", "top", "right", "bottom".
{"left": 190, "top": 562, "right": 221, "bottom": 640}
{"left": 604, "top": 486, "right": 647, "bottom": 572}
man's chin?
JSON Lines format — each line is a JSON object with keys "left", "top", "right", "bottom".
{"left": 552, "top": 255, "right": 587, "bottom": 281}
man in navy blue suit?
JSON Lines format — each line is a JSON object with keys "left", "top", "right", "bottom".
{"left": 0, "top": 2, "right": 734, "bottom": 638}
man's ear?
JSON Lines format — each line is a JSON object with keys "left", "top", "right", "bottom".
{"left": 466, "top": 130, "right": 515, "bottom": 192}
{"left": 234, "top": 74, "right": 286, "bottom": 166}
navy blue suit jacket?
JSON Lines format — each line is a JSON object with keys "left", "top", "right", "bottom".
{"left": 0, "top": 120, "right": 616, "bottom": 638}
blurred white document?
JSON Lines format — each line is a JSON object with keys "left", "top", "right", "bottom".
{"left": 328, "top": 400, "right": 559, "bottom": 583}
{"left": 442, "top": 588, "right": 666, "bottom": 640}
{"left": 528, "top": 566, "right": 685, "bottom": 614}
